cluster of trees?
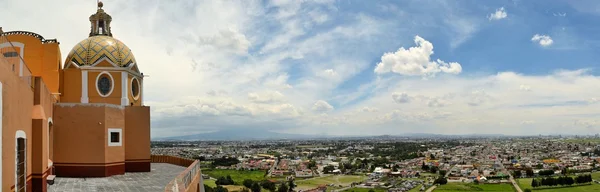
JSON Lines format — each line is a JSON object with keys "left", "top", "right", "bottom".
{"left": 421, "top": 162, "right": 439, "bottom": 174}
{"left": 212, "top": 157, "right": 241, "bottom": 167}
{"left": 241, "top": 179, "right": 296, "bottom": 192}
{"left": 204, "top": 185, "right": 229, "bottom": 192}
{"left": 531, "top": 174, "right": 592, "bottom": 188}
{"left": 216, "top": 176, "right": 235, "bottom": 185}
{"left": 433, "top": 176, "right": 448, "bottom": 185}
{"left": 537, "top": 170, "right": 555, "bottom": 176}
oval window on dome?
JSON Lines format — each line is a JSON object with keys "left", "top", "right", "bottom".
{"left": 131, "top": 78, "right": 140, "bottom": 100}
{"left": 97, "top": 73, "right": 113, "bottom": 96}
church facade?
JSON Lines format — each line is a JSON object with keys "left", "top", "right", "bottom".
{"left": 0, "top": 2, "right": 151, "bottom": 191}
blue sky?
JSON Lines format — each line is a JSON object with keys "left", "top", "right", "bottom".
{"left": 2, "top": 0, "right": 600, "bottom": 137}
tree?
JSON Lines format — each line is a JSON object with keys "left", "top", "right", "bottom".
{"left": 531, "top": 179, "right": 538, "bottom": 188}
{"left": 439, "top": 170, "right": 447, "bottom": 176}
{"left": 205, "top": 184, "right": 215, "bottom": 192}
{"left": 277, "top": 183, "right": 288, "bottom": 192}
{"left": 525, "top": 169, "right": 534, "bottom": 177}
{"left": 323, "top": 165, "right": 335, "bottom": 173}
{"left": 215, "top": 186, "right": 229, "bottom": 192}
{"left": 433, "top": 176, "right": 448, "bottom": 185}
{"left": 261, "top": 180, "right": 276, "bottom": 191}
{"left": 430, "top": 154, "right": 435, "bottom": 159}
{"left": 243, "top": 179, "right": 254, "bottom": 189}
{"left": 524, "top": 189, "right": 532, "bottom": 192}
{"left": 288, "top": 180, "right": 296, "bottom": 191}
{"left": 513, "top": 170, "right": 522, "bottom": 178}
{"left": 430, "top": 166, "right": 439, "bottom": 174}
{"left": 251, "top": 183, "right": 262, "bottom": 192}
{"left": 422, "top": 161, "right": 429, "bottom": 171}
{"left": 308, "top": 160, "right": 317, "bottom": 169}
{"left": 226, "top": 175, "right": 235, "bottom": 185}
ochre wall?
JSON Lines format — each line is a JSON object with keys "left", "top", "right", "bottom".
{"left": 0, "top": 54, "right": 34, "bottom": 192}
{"left": 105, "top": 106, "right": 125, "bottom": 164}
{"left": 53, "top": 104, "right": 105, "bottom": 164}
{"left": 60, "top": 68, "right": 82, "bottom": 103}
{"left": 124, "top": 106, "right": 150, "bottom": 160}
{"left": 3, "top": 34, "right": 61, "bottom": 94}
{"left": 88, "top": 70, "right": 122, "bottom": 105}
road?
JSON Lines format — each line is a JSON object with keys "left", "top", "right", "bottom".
{"left": 509, "top": 175, "right": 522, "bottom": 192}
{"left": 425, "top": 185, "right": 437, "bottom": 192}
{"left": 267, "top": 159, "right": 279, "bottom": 177}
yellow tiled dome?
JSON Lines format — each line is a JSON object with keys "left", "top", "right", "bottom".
{"left": 65, "top": 35, "right": 136, "bottom": 67}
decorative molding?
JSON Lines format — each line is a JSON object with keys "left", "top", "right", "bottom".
{"left": 95, "top": 71, "right": 114, "bottom": 98}
{"left": 91, "top": 57, "right": 119, "bottom": 68}
{"left": 81, "top": 70, "right": 89, "bottom": 103}
{"left": 55, "top": 102, "right": 124, "bottom": 110}
{"left": 0, "top": 31, "right": 59, "bottom": 44}
{"left": 121, "top": 72, "right": 129, "bottom": 106}
{"left": 79, "top": 66, "right": 143, "bottom": 78}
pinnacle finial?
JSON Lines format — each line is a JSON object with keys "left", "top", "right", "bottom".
{"left": 98, "top": 1, "right": 104, "bottom": 9}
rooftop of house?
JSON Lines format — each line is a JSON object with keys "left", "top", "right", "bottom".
{"left": 47, "top": 163, "right": 186, "bottom": 192}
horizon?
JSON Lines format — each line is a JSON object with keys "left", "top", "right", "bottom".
{"left": 3, "top": 0, "right": 600, "bottom": 138}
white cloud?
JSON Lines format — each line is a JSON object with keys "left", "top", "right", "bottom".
{"left": 553, "top": 12, "right": 567, "bottom": 17}
{"left": 519, "top": 84, "right": 531, "bottom": 91}
{"left": 312, "top": 100, "right": 334, "bottom": 112}
{"left": 488, "top": 7, "right": 508, "bottom": 20}
{"left": 198, "top": 28, "right": 251, "bottom": 54}
{"left": 392, "top": 92, "right": 411, "bottom": 103}
{"left": 374, "top": 36, "right": 462, "bottom": 77}
{"left": 3, "top": 1, "right": 600, "bottom": 137}
{"left": 531, "top": 34, "right": 554, "bottom": 47}
{"left": 248, "top": 91, "right": 285, "bottom": 103}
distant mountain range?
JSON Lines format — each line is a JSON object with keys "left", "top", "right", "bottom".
{"left": 152, "top": 130, "right": 513, "bottom": 141}
{"left": 153, "top": 129, "right": 322, "bottom": 141}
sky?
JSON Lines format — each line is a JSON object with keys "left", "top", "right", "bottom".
{"left": 2, "top": 0, "right": 600, "bottom": 137}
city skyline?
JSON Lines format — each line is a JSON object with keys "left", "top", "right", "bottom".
{"left": 2, "top": 0, "right": 599, "bottom": 137}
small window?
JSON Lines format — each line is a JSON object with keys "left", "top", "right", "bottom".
{"left": 3, "top": 51, "right": 18, "bottom": 57}
{"left": 111, "top": 132, "right": 119, "bottom": 143}
{"left": 108, "top": 128, "right": 122, "bottom": 146}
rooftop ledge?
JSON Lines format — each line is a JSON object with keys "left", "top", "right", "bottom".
{"left": 47, "top": 155, "right": 203, "bottom": 192}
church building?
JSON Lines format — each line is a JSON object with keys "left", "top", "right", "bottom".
{"left": 0, "top": 1, "right": 151, "bottom": 191}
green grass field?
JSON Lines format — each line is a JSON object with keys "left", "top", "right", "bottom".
{"left": 434, "top": 183, "right": 515, "bottom": 191}
{"left": 204, "top": 179, "right": 217, "bottom": 187}
{"left": 517, "top": 178, "right": 600, "bottom": 192}
{"left": 340, "top": 187, "right": 387, "bottom": 192}
{"left": 295, "top": 175, "right": 368, "bottom": 190}
{"left": 202, "top": 169, "right": 266, "bottom": 185}
{"left": 563, "top": 138, "right": 600, "bottom": 144}
{"left": 592, "top": 172, "right": 600, "bottom": 181}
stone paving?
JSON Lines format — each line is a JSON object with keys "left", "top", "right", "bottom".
{"left": 47, "top": 163, "right": 186, "bottom": 192}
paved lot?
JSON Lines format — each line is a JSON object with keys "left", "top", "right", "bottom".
{"left": 47, "top": 163, "right": 186, "bottom": 192}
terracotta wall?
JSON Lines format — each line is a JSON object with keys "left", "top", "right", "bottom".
{"left": 32, "top": 77, "right": 55, "bottom": 174}
{"left": 104, "top": 106, "right": 125, "bottom": 163}
{"left": 124, "top": 106, "right": 150, "bottom": 160}
{"left": 87, "top": 71, "right": 122, "bottom": 105}
{"left": 53, "top": 104, "right": 106, "bottom": 164}
{"left": 60, "top": 68, "right": 81, "bottom": 103}
{"left": 0, "top": 53, "right": 34, "bottom": 192}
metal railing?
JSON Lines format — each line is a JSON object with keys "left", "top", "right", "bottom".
{"left": 0, "top": 34, "right": 33, "bottom": 87}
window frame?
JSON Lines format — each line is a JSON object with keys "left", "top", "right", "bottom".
{"left": 95, "top": 71, "right": 114, "bottom": 97}
{"left": 107, "top": 128, "right": 122, "bottom": 147}
{"left": 130, "top": 77, "right": 141, "bottom": 100}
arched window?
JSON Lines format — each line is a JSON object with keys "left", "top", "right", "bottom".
{"left": 15, "top": 131, "right": 26, "bottom": 192}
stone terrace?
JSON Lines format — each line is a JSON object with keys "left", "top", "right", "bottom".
{"left": 47, "top": 163, "right": 186, "bottom": 192}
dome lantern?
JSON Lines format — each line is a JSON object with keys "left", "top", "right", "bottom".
{"left": 89, "top": 0, "right": 113, "bottom": 37}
